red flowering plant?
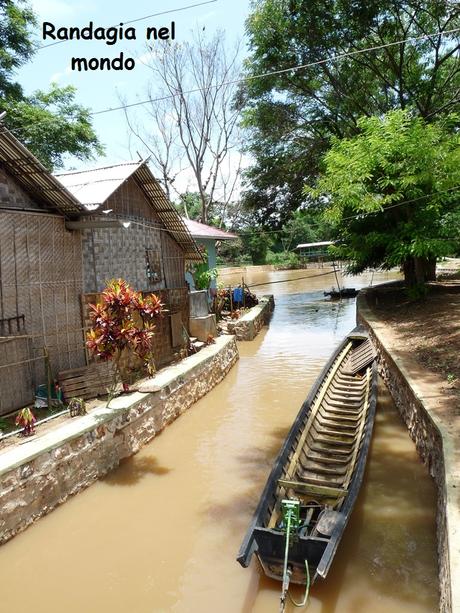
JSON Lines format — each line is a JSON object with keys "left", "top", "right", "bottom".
{"left": 15, "top": 408, "right": 36, "bottom": 436}
{"left": 86, "top": 279, "right": 163, "bottom": 405}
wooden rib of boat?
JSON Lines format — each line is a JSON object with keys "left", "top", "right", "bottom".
{"left": 237, "top": 327, "right": 378, "bottom": 587}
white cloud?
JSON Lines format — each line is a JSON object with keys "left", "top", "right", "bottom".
{"left": 49, "top": 64, "right": 72, "bottom": 83}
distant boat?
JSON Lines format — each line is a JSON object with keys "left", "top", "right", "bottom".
{"left": 237, "top": 328, "right": 377, "bottom": 605}
{"left": 324, "top": 287, "right": 359, "bottom": 299}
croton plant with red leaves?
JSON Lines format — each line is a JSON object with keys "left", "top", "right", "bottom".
{"left": 86, "top": 279, "right": 163, "bottom": 401}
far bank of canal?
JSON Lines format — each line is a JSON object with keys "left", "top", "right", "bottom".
{"left": 0, "top": 268, "right": 438, "bottom": 613}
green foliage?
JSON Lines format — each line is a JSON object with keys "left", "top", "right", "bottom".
{"left": 3, "top": 84, "right": 104, "bottom": 169}
{"left": 266, "top": 250, "right": 300, "bottom": 268}
{"left": 176, "top": 192, "right": 203, "bottom": 221}
{"left": 216, "top": 238, "right": 245, "bottom": 266}
{"left": 280, "top": 209, "right": 333, "bottom": 250}
{"left": 241, "top": 0, "right": 460, "bottom": 222}
{"left": 306, "top": 110, "right": 460, "bottom": 285}
{"left": 0, "top": 0, "right": 35, "bottom": 99}
{"left": 0, "top": 1, "right": 103, "bottom": 169}
{"left": 241, "top": 228, "right": 273, "bottom": 264}
{"left": 192, "top": 263, "right": 218, "bottom": 290}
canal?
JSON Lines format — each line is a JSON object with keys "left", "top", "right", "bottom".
{"left": 0, "top": 269, "right": 438, "bottom": 612}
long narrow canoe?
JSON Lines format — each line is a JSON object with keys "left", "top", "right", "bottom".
{"left": 237, "top": 327, "right": 378, "bottom": 585}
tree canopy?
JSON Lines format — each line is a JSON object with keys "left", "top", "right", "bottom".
{"left": 241, "top": 0, "right": 460, "bottom": 223}
{"left": 306, "top": 110, "right": 460, "bottom": 285}
{"left": 0, "top": 0, "right": 103, "bottom": 169}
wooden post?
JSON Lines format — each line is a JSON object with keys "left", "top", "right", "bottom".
{"left": 44, "top": 346, "right": 52, "bottom": 409}
{"left": 332, "top": 261, "right": 341, "bottom": 299}
{"left": 229, "top": 286, "right": 233, "bottom": 314}
{"left": 242, "top": 276, "right": 246, "bottom": 308}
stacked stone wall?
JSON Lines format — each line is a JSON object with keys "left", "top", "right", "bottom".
{"left": 357, "top": 290, "right": 452, "bottom": 613}
{"left": 0, "top": 336, "right": 238, "bottom": 544}
{"left": 226, "top": 295, "right": 274, "bottom": 341}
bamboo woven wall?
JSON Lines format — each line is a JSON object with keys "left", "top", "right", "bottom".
{"left": 0, "top": 166, "right": 41, "bottom": 211}
{"left": 81, "top": 177, "right": 185, "bottom": 293}
{"left": 0, "top": 336, "right": 34, "bottom": 414}
{"left": 0, "top": 209, "right": 86, "bottom": 413}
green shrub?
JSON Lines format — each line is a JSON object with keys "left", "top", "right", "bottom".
{"left": 266, "top": 250, "right": 301, "bottom": 269}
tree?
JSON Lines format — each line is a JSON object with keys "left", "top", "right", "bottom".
{"left": 280, "top": 209, "right": 332, "bottom": 251}
{"left": 241, "top": 228, "right": 273, "bottom": 264}
{"left": 306, "top": 110, "right": 460, "bottom": 286}
{"left": 241, "top": 0, "right": 460, "bottom": 223}
{"left": 0, "top": 0, "right": 103, "bottom": 169}
{"left": 124, "top": 30, "right": 242, "bottom": 223}
{"left": 176, "top": 192, "right": 203, "bottom": 220}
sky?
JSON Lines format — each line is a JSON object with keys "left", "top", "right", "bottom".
{"left": 17, "top": 0, "right": 251, "bottom": 177}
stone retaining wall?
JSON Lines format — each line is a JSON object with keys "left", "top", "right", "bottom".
{"left": 0, "top": 336, "right": 238, "bottom": 544}
{"left": 357, "top": 290, "right": 456, "bottom": 613}
{"left": 227, "top": 295, "right": 274, "bottom": 341}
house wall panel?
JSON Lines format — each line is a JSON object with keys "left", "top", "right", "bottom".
{"left": 82, "top": 177, "right": 186, "bottom": 293}
{"left": 0, "top": 208, "right": 86, "bottom": 413}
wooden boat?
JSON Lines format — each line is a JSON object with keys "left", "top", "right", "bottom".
{"left": 237, "top": 328, "right": 377, "bottom": 592}
{"left": 324, "top": 287, "right": 359, "bottom": 299}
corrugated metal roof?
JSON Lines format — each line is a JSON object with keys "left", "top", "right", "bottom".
{"left": 182, "top": 217, "right": 238, "bottom": 240}
{"left": 295, "top": 241, "right": 334, "bottom": 249}
{"left": 55, "top": 162, "right": 141, "bottom": 207}
{"left": 0, "top": 124, "right": 83, "bottom": 217}
{"left": 56, "top": 161, "right": 202, "bottom": 261}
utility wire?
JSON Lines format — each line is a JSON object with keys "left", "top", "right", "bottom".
{"left": 38, "top": 0, "right": 218, "bottom": 49}
{"left": 247, "top": 269, "right": 337, "bottom": 288}
{"left": 340, "top": 185, "right": 460, "bottom": 222}
{"left": 226, "top": 185, "right": 460, "bottom": 237}
{"left": 91, "top": 27, "right": 460, "bottom": 116}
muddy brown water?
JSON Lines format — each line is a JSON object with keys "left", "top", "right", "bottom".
{"left": 0, "top": 269, "right": 438, "bottom": 613}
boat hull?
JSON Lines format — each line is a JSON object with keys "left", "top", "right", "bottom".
{"left": 237, "top": 327, "right": 378, "bottom": 585}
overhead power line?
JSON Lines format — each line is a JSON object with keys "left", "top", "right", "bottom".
{"left": 340, "top": 185, "right": 460, "bottom": 222}
{"left": 235, "top": 185, "right": 460, "bottom": 237}
{"left": 91, "top": 26, "right": 460, "bottom": 116}
{"left": 38, "top": 0, "right": 218, "bottom": 49}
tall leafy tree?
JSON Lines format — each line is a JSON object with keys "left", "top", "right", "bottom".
{"left": 0, "top": 0, "right": 103, "bottom": 169}
{"left": 241, "top": 0, "right": 460, "bottom": 223}
{"left": 306, "top": 110, "right": 460, "bottom": 286}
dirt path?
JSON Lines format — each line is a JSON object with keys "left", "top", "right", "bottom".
{"left": 371, "top": 281, "right": 460, "bottom": 406}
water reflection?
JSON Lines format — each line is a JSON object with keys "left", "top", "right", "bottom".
{"left": 0, "top": 268, "right": 437, "bottom": 613}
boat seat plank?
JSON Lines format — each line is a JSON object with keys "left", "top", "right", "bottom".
{"left": 297, "top": 472, "right": 344, "bottom": 488}
{"left": 314, "top": 424, "right": 356, "bottom": 437}
{"left": 309, "top": 443, "right": 352, "bottom": 456}
{"left": 320, "top": 406, "right": 362, "bottom": 420}
{"left": 315, "top": 434, "right": 354, "bottom": 447}
{"left": 343, "top": 339, "right": 377, "bottom": 375}
{"left": 278, "top": 478, "right": 347, "bottom": 499}
{"left": 305, "top": 453, "right": 350, "bottom": 466}
{"left": 316, "top": 416, "right": 357, "bottom": 431}
{"left": 301, "top": 461, "right": 348, "bottom": 476}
